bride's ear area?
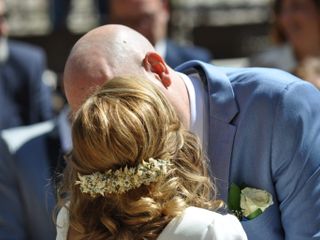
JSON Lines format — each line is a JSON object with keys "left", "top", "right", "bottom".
{"left": 143, "top": 52, "right": 172, "bottom": 88}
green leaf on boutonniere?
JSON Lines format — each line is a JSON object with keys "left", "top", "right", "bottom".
{"left": 246, "top": 208, "right": 263, "bottom": 220}
{"left": 228, "top": 183, "right": 241, "bottom": 210}
{"left": 228, "top": 183, "right": 242, "bottom": 220}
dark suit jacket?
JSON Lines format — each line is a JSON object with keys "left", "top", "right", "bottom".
{"left": 165, "top": 39, "right": 212, "bottom": 68}
{"left": 0, "top": 40, "right": 52, "bottom": 130}
{"left": 0, "top": 112, "right": 70, "bottom": 240}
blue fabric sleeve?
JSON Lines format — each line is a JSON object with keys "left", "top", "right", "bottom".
{"left": 271, "top": 81, "right": 320, "bottom": 239}
{"left": 0, "top": 138, "right": 27, "bottom": 239}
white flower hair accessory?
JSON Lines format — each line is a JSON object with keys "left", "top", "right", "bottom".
{"left": 75, "top": 158, "right": 171, "bottom": 198}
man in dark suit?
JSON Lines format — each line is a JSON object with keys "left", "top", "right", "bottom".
{"left": 109, "top": 0, "right": 212, "bottom": 68}
{"left": 0, "top": 0, "right": 52, "bottom": 130}
{"left": 0, "top": 108, "right": 71, "bottom": 240}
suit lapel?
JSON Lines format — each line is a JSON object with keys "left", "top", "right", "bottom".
{"left": 176, "top": 61, "right": 238, "bottom": 202}
{"left": 208, "top": 117, "right": 236, "bottom": 201}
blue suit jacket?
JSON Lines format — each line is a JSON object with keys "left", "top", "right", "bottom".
{"left": 0, "top": 112, "right": 70, "bottom": 240}
{"left": 165, "top": 39, "right": 212, "bottom": 68}
{"left": 0, "top": 40, "right": 52, "bottom": 130}
{"left": 176, "top": 61, "right": 320, "bottom": 240}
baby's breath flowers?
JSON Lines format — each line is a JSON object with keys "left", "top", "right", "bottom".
{"left": 75, "top": 158, "right": 171, "bottom": 198}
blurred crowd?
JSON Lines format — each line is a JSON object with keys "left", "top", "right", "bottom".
{"left": 0, "top": 0, "right": 319, "bottom": 239}
{"left": 250, "top": 0, "right": 320, "bottom": 89}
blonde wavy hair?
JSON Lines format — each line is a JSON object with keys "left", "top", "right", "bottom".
{"left": 58, "top": 76, "right": 220, "bottom": 240}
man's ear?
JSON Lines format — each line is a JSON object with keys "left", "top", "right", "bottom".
{"left": 143, "top": 52, "right": 171, "bottom": 88}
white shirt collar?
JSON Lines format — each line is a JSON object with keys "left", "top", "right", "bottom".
{"left": 179, "top": 72, "right": 209, "bottom": 151}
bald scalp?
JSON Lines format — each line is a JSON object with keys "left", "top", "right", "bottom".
{"left": 63, "top": 24, "right": 155, "bottom": 110}
{"left": 63, "top": 24, "right": 190, "bottom": 128}
{"left": 65, "top": 25, "right": 154, "bottom": 79}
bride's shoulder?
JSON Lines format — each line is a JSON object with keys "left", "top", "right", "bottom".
{"left": 158, "top": 207, "right": 247, "bottom": 240}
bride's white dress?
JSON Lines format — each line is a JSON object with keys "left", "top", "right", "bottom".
{"left": 56, "top": 206, "right": 247, "bottom": 240}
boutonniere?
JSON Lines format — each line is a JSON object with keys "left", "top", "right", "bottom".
{"left": 228, "top": 183, "right": 273, "bottom": 221}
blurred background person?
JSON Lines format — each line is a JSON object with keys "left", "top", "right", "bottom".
{"left": 109, "top": 0, "right": 212, "bottom": 68}
{"left": 0, "top": 0, "right": 53, "bottom": 131}
{"left": 250, "top": 0, "right": 320, "bottom": 74}
{"left": 49, "top": 0, "right": 108, "bottom": 32}
{"left": 0, "top": 106, "right": 71, "bottom": 240}
{"left": 49, "top": 0, "right": 71, "bottom": 32}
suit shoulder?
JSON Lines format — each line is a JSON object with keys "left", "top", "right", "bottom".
{"left": 226, "top": 67, "right": 302, "bottom": 91}
{"left": 9, "top": 40, "right": 45, "bottom": 59}
{"left": 214, "top": 67, "right": 319, "bottom": 114}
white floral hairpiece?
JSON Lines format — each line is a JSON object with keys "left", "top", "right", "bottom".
{"left": 75, "top": 158, "right": 171, "bottom": 197}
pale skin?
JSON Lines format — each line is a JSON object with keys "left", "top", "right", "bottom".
{"left": 63, "top": 24, "right": 191, "bottom": 239}
{"left": 64, "top": 24, "right": 190, "bottom": 128}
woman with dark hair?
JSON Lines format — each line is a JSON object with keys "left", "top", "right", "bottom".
{"left": 250, "top": 0, "right": 320, "bottom": 75}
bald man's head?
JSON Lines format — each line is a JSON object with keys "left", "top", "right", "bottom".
{"left": 64, "top": 24, "right": 190, "bottom": 127}
{"left": 63, "top": 24, "right": 155, "bottom": 111}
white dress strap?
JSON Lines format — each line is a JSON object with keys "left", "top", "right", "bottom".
{"left": 157, "top": 207, "right": 247, "bottom": 240}
{"left": 56, "top": 206, "right": 70, "bottom": 240}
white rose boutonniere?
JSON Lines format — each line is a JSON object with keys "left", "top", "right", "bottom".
{"left": 240, "top": 187, "right": 273, "bottom": 219}
{"left": 228, "top": 183, "right": 273, "bottom": 221}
